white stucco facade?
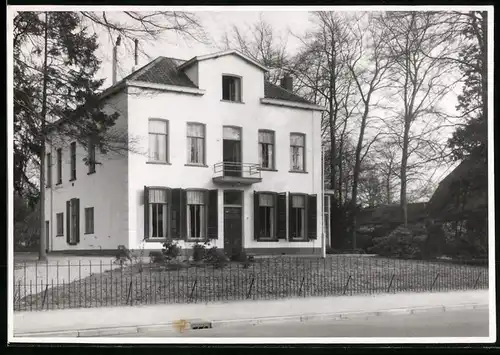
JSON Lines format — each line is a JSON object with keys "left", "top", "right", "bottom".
{"left": 45, "top": 52, "right": 325, "bottom": 255}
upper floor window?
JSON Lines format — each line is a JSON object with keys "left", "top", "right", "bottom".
{"left": 290, "top": 133, "right": 305, "bottom": 172}
{"left": 148, "top": 119, "right": 169, "bottom": 163}
{"left": 222, "top": 75, "right": 242, "bottom": 102}
{"left": 187, "top": 123, "right": 205, "bottom": 165}
{"left": 70, "top": 142, "right": 76, "bottom": 181}
{"left": 56, "top": 148, "right": 62, "bottom": 184}
{"left": 258, "top": 130, "right": 275, "bottom": 170}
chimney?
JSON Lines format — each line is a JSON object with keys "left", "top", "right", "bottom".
{"left": 112, "top": 35, "right": 121, "bottom": 84}
{"left": 132, "top": 39, "right": 139, "bottom": 73}
{"left": 280, "top": 74, "right": 293, "bottom": 91}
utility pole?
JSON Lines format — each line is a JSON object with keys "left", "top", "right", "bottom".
{"left": 39, "top": 12, "right": 49, "bottom": 261}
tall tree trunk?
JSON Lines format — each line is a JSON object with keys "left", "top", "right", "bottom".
{"left": 39, "top": 12, "right": 49, "bottom": 261}
{"left": 400, "top": 114, "right": 411, "bottom": 227}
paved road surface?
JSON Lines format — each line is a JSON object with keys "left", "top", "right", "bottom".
{"left": 113, "top": 308, "right": 489, "bottom": 338}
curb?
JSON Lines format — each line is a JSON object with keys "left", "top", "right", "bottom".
{"left": 15, "top": 303, "right": 488, "bottom": 338}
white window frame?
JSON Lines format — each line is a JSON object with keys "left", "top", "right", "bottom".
{"left": 258, "top": 130, "right": 275, "bottom": 170}
{"left": 149, "top": 188, "right": 168, "bottom": 240}
{"left": 258, "top": 193, "right": 276, "bottom": 240}
{"left": 290, "top": 133, "right": 305, "bottom": 172}
{"left": 187, "top": 123, "right": 206, "bottom": 165}
{"left": 186, "top": 190, "right": 207, "bottom": 241}
{"left": 84, "top": 207, "right": 94, "bottom": 234}
{"left": 56, "top": 212, "right": 64, "bottom": 236}
{"left": 290, "top": 194, "right": 306, "bottom": 240}
{"left": 148, "top": 119, "right": 169, "bottom": 163}
{"left": 222, "top": 75, "right": 242, "bottom": 102}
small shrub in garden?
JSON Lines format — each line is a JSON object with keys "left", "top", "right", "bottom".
{"left": 192, "top": 243, "right": 206, "bottom": 262}
{"left": 149, "top": 251, "right": 164, "bottom": 264}
{"left": 204, "top": 246, "right": 229, "bottom": 268}
{"left": 162, "top": 240, "right": 182, "bottom": 262}
{"left": 114, "top": 245, "right": 133, "bottom": 266}
{"left": 369, "top": 225, "right": 425, "bottom": 259}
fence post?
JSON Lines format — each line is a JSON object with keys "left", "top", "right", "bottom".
{"left": 246, "top": 276, "right": 255, "bottom": 299}
{"left": 41, "top": 284, "right": 49, "bottom": 310}
{"left": 430, "top": 273, "right": 440, "bottom": 291}
{"left": 127, "top": 280, "right": 133, "bottom": 305}
{"left": 343, "top": 275, "right": 352, "bottom": 295}
{"left": 298, "top": 276, "right": 305, "bottom": 296}
{"left": 473, "top": 272, "right": 482, "bottom": 290}
{"left": 189, "top": 278, "right": 198, "bottom": 302}
{"left": 387, "top": 274, "right": 395, "bottom": 293}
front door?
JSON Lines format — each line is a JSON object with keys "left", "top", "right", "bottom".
{"left": 224, "top": 207, "right": 243, "bottom": 259}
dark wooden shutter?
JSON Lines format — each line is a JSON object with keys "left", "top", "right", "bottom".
{"left": 207, "top": 189, "right": 218, "bottom": 240}
{"left": 170, "top": 188, "right": 181, "bottom": 239}
{"left": 180, "top": 189, "right": 187, "bottom": 239}
{"left": 307, "top": 194, "right": 317, "bottom": 240}
{"left": 277, "top": 192, "right": 287, "bottom": 239}
{"left": 253, "top": 191, "right": 260, "bottom": 240}
{"left": 66, "top": 200, "right": 71, "bottom": 244}
{"left": 143, "top": 186, "right": 149, "bottom": 239}
{"left": 288, "top": 194, "right": 295, "bottom": 239}
{"left": 74, "top": 198, "right": 80, "bottom": 244}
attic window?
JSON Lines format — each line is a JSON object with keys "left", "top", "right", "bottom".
{"left": 222, "top": 75, "right": 242, "bottom": 102}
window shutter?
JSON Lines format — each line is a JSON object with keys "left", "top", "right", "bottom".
{"left": 180, "top": 189, "right": 187, "bottom": 239}
{"left": 207, "top": 189, "right": 218, "bottom": 240}
{"left": 170, "top": 188, "right": 182, "bottom": 239}
{"left": 253, "top": 191, "right": 260, "bottom": 240}
{"left": 144, "top": 186, "right": 149, "bottom": 239}
{"left": 277, "top": 192, "right": 287, "bottom": 239}
{"left": 74, "top": 198, "right": 80, "bottom": 244}
{"left": 307, "top": 194, "right": 317, "bottom": 240}
{"left": 288, "top": 195, "right": 295, "bottom": 239}
{"left": 66, "top": 200, "right": 70, "bottom": 244}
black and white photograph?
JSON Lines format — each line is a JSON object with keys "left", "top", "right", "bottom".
{"left": 7, "top": 5, "right": 494, "bottom": 344}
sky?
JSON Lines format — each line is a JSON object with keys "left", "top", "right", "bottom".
{"left": 89, "top": 9, "right": 463, "bottom": 199}
{"left": 97, "top": 11, "right": 310, "bottom": 86}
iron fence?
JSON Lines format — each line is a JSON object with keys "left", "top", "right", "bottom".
{"left": 13, "top": 255, "right": 488, "bottom": 312}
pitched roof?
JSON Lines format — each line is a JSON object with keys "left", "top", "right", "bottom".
{"left": 357, "top": 203, "right": 428, "bottom": 225}
{"left": 177, "top": 49, "right": 268, "bottom": 72}
{"left": 264, "top": 81, "right": 313, "bottom": 105}
{"left": 101, "top": 56, "right": 313, "bottom": 105}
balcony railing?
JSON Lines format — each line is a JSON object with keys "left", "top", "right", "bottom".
{"left": 212, "top": 162, "right": 262, "bottom": 185}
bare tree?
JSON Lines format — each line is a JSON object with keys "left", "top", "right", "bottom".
{"left": 379, "top": 11, "right": 461, "bottom": 227}
{"left": 292, "top": 12, "right": 355, "bottom": 203}
{"left": 346, "top": 13, "right": 393, "bottom": 249}
{"left": 219, "top": 14, "right": 289, "bottom": 85}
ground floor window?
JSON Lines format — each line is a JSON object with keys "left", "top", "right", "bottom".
{"left": 85, "top": 207, "right": 94, "bottom": 234}
{"left": 56, "top": 212, "right": 64, "bottom": 236}
{"left": 149, "top": 188, "right": 168, "bottom": 239}
{"left": 258, "top": 193, "right": 275, "bottom": 239}
{"left": 66, "top": 198, "right": 80, "bottom": 245}
{"left": 187, "top": 190, "right": 206, "bottom": 240}
{"left": 290, "top": 195, "right": 306, "bottom": 240}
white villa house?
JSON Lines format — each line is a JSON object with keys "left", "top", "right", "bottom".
{"left": 43, "top": 49, "right": 329, "bottom": 257}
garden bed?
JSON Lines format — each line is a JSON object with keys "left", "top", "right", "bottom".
{"left": 14, "top": 255, "right": 488, "bottom": 311}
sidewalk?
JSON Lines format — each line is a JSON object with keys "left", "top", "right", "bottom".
{"left": 13, "top": 290, "right": 489, "bottom": 337}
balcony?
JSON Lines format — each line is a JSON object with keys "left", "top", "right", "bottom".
{"left": 212, "top": 162, "right": 262, "bottom": 185}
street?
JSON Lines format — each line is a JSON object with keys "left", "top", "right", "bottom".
{"left": 114, "top": 308, "right": 489, "bottom": 338}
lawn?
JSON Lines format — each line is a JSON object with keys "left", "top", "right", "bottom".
{"left": 14, "top": 255, "right": 488, "bottom": 311}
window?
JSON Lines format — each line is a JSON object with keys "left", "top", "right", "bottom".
{"left": 56, "top": 213, "right": 64, "bottom": 236}
{"left": 66, "top": 198, "right": 80, "bottom": 245}
{"left": 224, "top": 190, "right": 243, "bottom": 206}
{"left": 70, "top": 142, "right": 76, "bottom": 180}
{"left": 258, "top": 193, "right": 275, "bottom": 239}
{"left": 148, "top": 119, "right": 168, "bottom": 163}
{"left": 56, "top": 148, "right": 62, "bottom": 184}
{"left": 88, "top": 139, "right": 96, "bottom": 174}
{"left": 187, "top": 190, "right": 206, "bottom": 240}
{"left": 290, "top": 195, "right": 306, "bottom": 240}
{"left": 84, "top": 207, "right": 94, "bottom": 234}
{"left": 46, "top": 153, "right": 52, "bottom": 187}
{"left": 290, "top": 133, "right": 305, "bottom": 172}
{"left": 149, "top": 189, "right": 168, "bottom": 239}
{"left": 222, "top": 75, "right": 242, "bottom": 102}
{"left": 187, "top": 123, "right": 205, "bottom": 165}
{"left": 259, "top": 130, "right": 275, "bottom": 169}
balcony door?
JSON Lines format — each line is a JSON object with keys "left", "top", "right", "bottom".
{"left": 223, "top": 126, "right": 242, "bottom": 177}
